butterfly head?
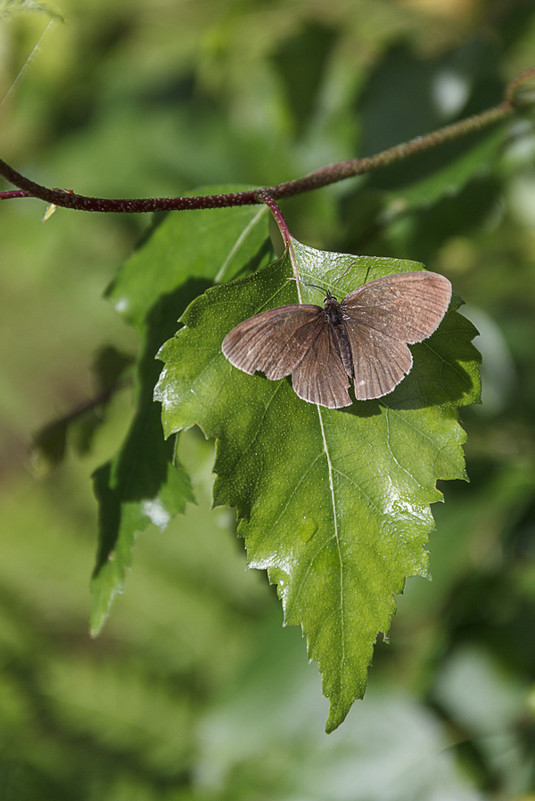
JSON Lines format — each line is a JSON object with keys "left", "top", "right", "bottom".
{"left": 323, "top": 290, "right": 339, "bottom": 309}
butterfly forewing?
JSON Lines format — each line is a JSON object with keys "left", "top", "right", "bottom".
{"left": 341, "top": 271, "right": 452, "bottom": 343}
{"left": 222, "top": 304, "right": 324, "bottom": 381}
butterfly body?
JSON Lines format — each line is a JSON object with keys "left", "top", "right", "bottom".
{"left": 222, "top": 271, "right": 452, "bottom": 409}
{"left": 323, "top": 292, "right": 354, "bottom": 380}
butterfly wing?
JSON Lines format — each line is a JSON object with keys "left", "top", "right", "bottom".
{"left": 291, "top": 318, "right": 352, "bottom": 408}
{"left": 344, "top": 325, "right": 414, "bottom": 400}
{"left": 222, "top": 304, "right": 324, "bottom": 380}
{"left": 222, "top": 304, "right": 352, "bottom": 407}
{"left": 223, "top": 272, "right": 451, "bottom": 405}
{"left": 341, "top": 271, "right": 451, "bottom": 400}
{"left": 341, "top": 271, "right": 452, "bottom": 342}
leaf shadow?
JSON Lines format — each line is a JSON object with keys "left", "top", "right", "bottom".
{"left": 339, "top": 309, "right": 479, "bottom": 417}
{"left": 31, "top": 346, "right": 134, "bottom": 471}
{"left": 92, "top": 277, "right": 211, "bottom": 577}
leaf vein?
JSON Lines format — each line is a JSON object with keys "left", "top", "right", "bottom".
{"left": 384, "top": 407, "right": 425, "bottom": 489}
{"left": 424, "top": 340, "right": 473, "bottom": 389}
{"left": 214, "top": 206, "right": 268, "bottom": 283}
{"left": 269, "top": 450, "right": 324, "bottom": 534}
{"left": 317, "top": 407, "right": 346, "bottom": 676}
{"left": 225, "top": 381, "right": 286, "bottom": 479}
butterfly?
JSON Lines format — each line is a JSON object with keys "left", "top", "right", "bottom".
{"left": 221, "top": 271, "right": 452, "bottom": 408}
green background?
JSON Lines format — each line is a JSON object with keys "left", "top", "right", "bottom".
{"left": 0, "top": 1, "right": 534, "bottom": 798}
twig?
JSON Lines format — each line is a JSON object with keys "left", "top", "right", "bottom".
{"left": 1, "top": 67, "right": 534, "bottom": 213}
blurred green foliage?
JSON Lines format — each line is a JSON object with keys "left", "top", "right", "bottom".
{"left": 0, "top": 0, "right": 534, "bottom": 798}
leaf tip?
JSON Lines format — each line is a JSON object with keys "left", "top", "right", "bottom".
{"left": 325, "top": 701, "right": 352, "bottom": 734}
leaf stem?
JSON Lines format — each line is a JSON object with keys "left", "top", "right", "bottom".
{"left": 257, "top": 192, "right": 303, "bottom": 297}
{"left": 1, "top": 67, "right": 534, "bottom": 213}
{"left": 257, "top": 192, "right": 292, "bottom": 248}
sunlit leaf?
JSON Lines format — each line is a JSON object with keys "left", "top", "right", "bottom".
{"left": 155, "top": 236, "right": 480, "bottom": 730}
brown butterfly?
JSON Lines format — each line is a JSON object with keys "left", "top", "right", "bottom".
{"left": 221, "top": 271, "right": 452, "bottom": 408}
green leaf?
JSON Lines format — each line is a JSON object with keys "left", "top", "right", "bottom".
{"left": 374, "top": 126, "right": 507, "bottom": 213}
{"left": 31, "top": 346, "right": 133, "bottom": 472}
{"left": 356, "top": 40, "right": 506, "bottom": 212}
{"left": 107, "top": 198, "right": 270, "bottom": 330}
{"left": 90, "top": 197, "right": 271, "bottom": 635}
{"left": 155, "top": 236, "right": 480, "bottom": 731}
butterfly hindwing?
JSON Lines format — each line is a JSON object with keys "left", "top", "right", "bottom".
{"left": 343, "top": 321, "right": 413, "bottom": 400}
{"left": 291, "top": 318, "right": 352, "bottom": 408}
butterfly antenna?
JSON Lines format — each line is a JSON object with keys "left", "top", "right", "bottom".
{"left": 286, "top": 276, "right": 326, "bottom": 294}
{"left": 331, "top": 261, "right": 358, "bottom": 291}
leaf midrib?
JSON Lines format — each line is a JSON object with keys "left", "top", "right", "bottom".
{"left": 317, "top": 406, "right": 346, "bottom": 677}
